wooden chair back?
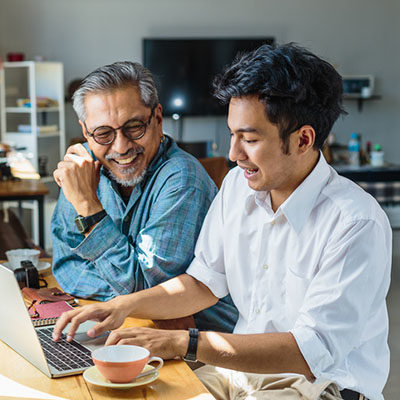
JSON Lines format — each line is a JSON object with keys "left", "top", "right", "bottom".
{"left": 198, "top": 157, "right": 229, "bottom": 189}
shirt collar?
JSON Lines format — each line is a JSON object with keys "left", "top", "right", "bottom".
{"left": 144, "top": 134, "right": 172, "bottom": 177}
{"left": 280, "top": 152, "right": 331, "bottom": 234}
{"left": 245, "top": 183, "right": 271, "bottom": 215}
{"left": 244, "top": 152, "right": 331, "bottom": 233}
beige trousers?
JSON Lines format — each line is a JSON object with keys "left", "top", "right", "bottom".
{"left": 195, "top": 365, "right": 343, "bottom": 400}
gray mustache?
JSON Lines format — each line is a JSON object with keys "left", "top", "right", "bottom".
{"left": 105, "top": 148, "right": 144, "bottom": 161}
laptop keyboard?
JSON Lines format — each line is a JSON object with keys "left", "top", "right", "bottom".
{"left": 37, "top": 327, "right": 94, "bottom": 371}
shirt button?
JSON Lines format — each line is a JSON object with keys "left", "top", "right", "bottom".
{"left": 263, "top": 264, "right": 269, "bottom": 270}
{"left": 255, "top": 308, "right": 261, "bottom": 314}
{"left": 270, "top": 220, "right": 276, "bottom": 225}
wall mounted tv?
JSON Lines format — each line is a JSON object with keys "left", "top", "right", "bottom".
{"left": 143, "top": 37, "right": 275, "bottom": 117}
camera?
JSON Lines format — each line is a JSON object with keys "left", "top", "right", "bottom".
{"left": 13, "top": 260, "right": 47, "bottom": 289}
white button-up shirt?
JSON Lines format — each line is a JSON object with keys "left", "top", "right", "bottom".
{"left": 187, "top": 154, "right": 391, "bottom": 400}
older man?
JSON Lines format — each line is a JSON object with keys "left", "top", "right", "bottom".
{"left": 51, "top": 61, "right": 238, "bottom": 332}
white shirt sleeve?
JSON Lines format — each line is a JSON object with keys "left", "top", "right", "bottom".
{"left": 290, "top": 217, "right": 391, "bottom": 379}
{"left": 186, "top": 176, "right": 230, "bottom": 299}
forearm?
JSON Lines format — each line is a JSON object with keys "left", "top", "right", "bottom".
{"left": 106, "top": 327, "right": 314, "bottom": 378}
{"left": 118, "top": 273, "right": 219, "bottom": 320}
{"left": 167, "top": 330, "right": 313, "bottom": 378}
{"left": 199, "top": 331, "right": 313, "bottom": 378}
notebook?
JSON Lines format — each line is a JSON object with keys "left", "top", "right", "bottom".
{"left": 28, "top": 301, "right": 74, "bottom": 327}
{"left": 22, "top": 286, "right": 76, "bottom": 305}
{"left": 0, "top": 263, "right": 108, "bottom": 378}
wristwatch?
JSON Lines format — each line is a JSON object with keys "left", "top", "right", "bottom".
{"left": 74, "top": 210, "right": 107, "bottom": 234}
{"left": 183, "top": 328, "right": 199, "bottom": 362}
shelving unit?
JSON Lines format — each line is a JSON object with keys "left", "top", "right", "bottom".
{"left": 343, "top": 94, "right": 381, "bottom": 112}
{"left": 0, "top": 61, "right": 65, "bottom": 251}
{"left": 0, "top": 61, "right": 65, "bottom": 176}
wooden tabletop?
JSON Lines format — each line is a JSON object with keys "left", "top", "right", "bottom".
{"left": 0, "top": 268, "right": 213, "bottom": 400}
{"left": 0, "top": 179, "right": 49, "bottom": 197}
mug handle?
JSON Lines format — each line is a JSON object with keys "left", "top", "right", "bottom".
{"left": 137, "top": 356, "right": 164, "bottom": 378}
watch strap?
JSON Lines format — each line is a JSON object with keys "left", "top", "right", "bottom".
{"left": 75, "top": 209, "right": 107, "bottom": 234}
{"left": 183, "top": 328, "right": 199, "bottom": 362}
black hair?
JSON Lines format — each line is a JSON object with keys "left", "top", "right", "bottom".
{"left": 213, "top": 43, "right": 346, "bottom": 152}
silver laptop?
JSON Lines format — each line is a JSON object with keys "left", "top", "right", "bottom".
{"left": 0, "top": 263, "right": 107, "bottom": 378}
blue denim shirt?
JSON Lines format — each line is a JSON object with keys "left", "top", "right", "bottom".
{"left": 51, "top": 136, "right": 238, "bottom": 332}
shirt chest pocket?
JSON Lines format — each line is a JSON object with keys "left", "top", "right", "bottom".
{"left": 284, "top": 262, "right": 315, "bottom": 323}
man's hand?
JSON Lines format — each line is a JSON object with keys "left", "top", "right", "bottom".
{"left": 53, "top": 143, "right": 102, "bottom": 215}
{"left": 105, "top": 327, "right": 188, "bottom": 360}
{"left": 52, "top": 296, "right": 129, "bottom": 342}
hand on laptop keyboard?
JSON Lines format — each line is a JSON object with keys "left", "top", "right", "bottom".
{"left": 52, "top": 296, "right": 129, "bottom": 342}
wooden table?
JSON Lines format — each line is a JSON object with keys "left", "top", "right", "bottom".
{"left": 0, "top": 179, "right": 49, "bottom": 248}
{"left": 0, "top": 270, "right": 213, "bottom": 400}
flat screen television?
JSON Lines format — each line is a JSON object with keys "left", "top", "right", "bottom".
{"left": 143, "top": 37, "right": 275, "bottom": 117}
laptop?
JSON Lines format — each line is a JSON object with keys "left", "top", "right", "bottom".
{"left": 0, "top": 263, "right": 107, "bottom": 378}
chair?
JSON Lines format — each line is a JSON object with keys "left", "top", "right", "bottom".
{"left": 198, "top": 157, "right": 229, "bottom": 189}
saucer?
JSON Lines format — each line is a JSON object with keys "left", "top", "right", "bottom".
{"left": 83, "top": 364, "right": 159, "bottom": 389}
{"left": 3, "top": 261, "right": 51, "bottom": 272}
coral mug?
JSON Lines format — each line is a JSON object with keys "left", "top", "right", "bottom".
{"left": 92, "top": 345, "right": 163, "bottom": 383}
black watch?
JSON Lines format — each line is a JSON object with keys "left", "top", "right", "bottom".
{"left": 183, "top": 328, "right": 199, "bottom": 362}
{"left": 74, "top": 210, "right": 107, "bottom": 234}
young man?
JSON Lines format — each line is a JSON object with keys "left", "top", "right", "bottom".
{"left": 53, "top": 45, "right": 391, "bottom": 400}
{"left": 51, "top": 61, "right": 238, "bottom": 333}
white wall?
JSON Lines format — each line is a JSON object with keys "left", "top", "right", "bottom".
{"left": 1, "top": 0, "right": 399, "bottom": 161}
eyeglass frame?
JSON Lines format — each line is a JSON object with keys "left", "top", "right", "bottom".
{"left": 83, "top": 106, "right": 156, "bottom": 145}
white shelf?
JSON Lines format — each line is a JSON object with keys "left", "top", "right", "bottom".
{"left": 5, "top": 131, "right": 61, "bottom": 137}
{"left": 0, "top": 61, "right": 66, "bottom": 173}
{"left": 6, "top": 107, "right": 60, "bottom": 113}
{"left": 2, "top": 200, "right": 37, "bottom": 210}
{"left": 0, "top": 61, "right": 65, "bottom": 250}
{"left": 38, "top": 131, "right": 61, "bottom": 138}
{"left": 4, "top": 61, "right": 61, "bottom": 68}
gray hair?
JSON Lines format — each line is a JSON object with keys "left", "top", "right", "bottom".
{"left": 72, "top": 61, "right": 159, "bottom": 121}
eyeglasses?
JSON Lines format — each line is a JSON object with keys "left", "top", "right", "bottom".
{"left": 84, "top": 107, "right": 155, "bottom": 145}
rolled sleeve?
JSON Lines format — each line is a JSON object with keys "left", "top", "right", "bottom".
{"left": 290, "top": 325, "right": 334, "bottom": 378}
{"left": 187, "top": 257, "right": 229, "bottom": 299}
{"left": 73, "top": 215, "right": 118, "bottom": 260}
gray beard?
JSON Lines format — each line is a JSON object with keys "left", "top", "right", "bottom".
{"left": 107, "top": 167, "right": 147, "bottom": 187}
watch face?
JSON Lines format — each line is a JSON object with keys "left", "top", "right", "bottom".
{"left": 74, "top": 216, "right": 87, "bottom": 234}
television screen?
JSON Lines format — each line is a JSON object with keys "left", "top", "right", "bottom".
{"left": 143, "top": 37, "right": 275, "bottom": 117}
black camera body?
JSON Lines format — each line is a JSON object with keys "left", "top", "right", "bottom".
{"left": 14, "top": 260, "right": 45, "bottom": 289}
